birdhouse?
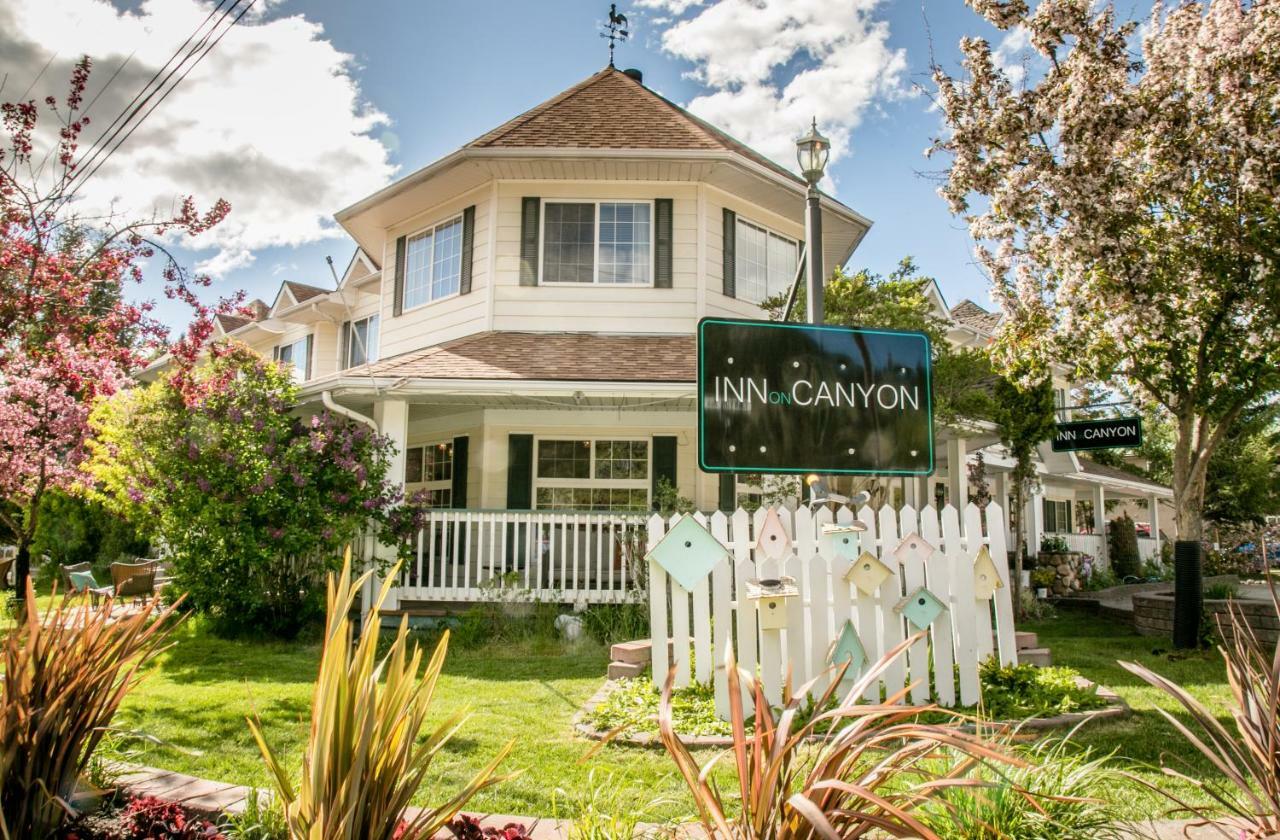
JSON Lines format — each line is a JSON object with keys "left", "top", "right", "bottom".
{"left": 844, "top": 551, "right": 893, "bottom": 596}
{"left": 828, "top": 620, "right": 867, "bottom": 682}
{"left": 755, "top": 508, "right": 791, "bottom": 559}
{"left": 645, "top": 515, "right": 729, "bottom": 592}
{"left": 895, "top": 586, "right": 948, "bottom": 630}
{"left": 745, "top": 576, "right": 799, "bottom": 631}
{"left": 972, "top": 545, "right": 1004, "bottom": 600}
{"left": 892, "top": 532, "right": 936, "bottom": 566}
{"left": 821, "top": 522, "right": 866, "bottom": 559}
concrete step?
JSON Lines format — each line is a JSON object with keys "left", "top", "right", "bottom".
{"left": 607, "top": 660, "right": 646, "bottom": 680}
{"left": 610, "top": 639, "right": 652, "bottom": 665}
{"left": 1015, "top": 631, "right": 1038, "bottom": 650}
{"left": 1019, "top": 647, "right": 1053, "bottom": 667}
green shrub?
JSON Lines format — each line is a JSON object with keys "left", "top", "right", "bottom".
{"left": 977, "top": 660, "right": 1107, "bottom": 719}
{"left": 1040, "top": 535, "right": 1070, "bottom": 553}
{"left": 1083, "top": 566, "right": 1118, "bottom": 591}
{"left": 579, "top": 602, "right": 649, "bottom": 646}
{"left": 1204, "top": 581, "right": 1238, "bottom": 600}
{"left": 1107, "top": 514, "right": 1141, "bottom": 578}
{"left": 1204, "top": 547, "right": 1254, "bottom": 577}
{"left": 1031, "top": 566, "right": 1057, "bottom": 589}
{"left": 29, "top": 490, "right": 148, "bottom": 582}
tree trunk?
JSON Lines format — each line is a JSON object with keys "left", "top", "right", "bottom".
{"left": 1012, "top": 483, "right": 1026, "bottom": 619}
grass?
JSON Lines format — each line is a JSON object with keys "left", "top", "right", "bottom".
{"left": 10, "top": 591, "right": 1240, "bottom": 826}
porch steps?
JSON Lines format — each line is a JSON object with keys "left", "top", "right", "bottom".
{"left": 1015, "top": 630, "right": 1053, "bottom": 667}
{"left": 607, "top": 660, "right": 646, "bottom": 680}
{"left": 606, "top": 638, "right": 672, "bottom": 680}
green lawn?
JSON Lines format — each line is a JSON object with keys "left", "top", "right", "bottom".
{"left": 106, "top": 607, "right": 1240, "bottom": 825}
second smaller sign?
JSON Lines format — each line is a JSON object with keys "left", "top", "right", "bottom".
{"left": 1052, "top": 416, "right": 1143, "bottom": 452}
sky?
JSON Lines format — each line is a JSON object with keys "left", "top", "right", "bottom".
{"left": 0, "top": 0, "right": 1025, "bottom": 332}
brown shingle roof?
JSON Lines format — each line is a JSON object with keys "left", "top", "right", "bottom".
{"left": 361, "top": 332, "right": 695, "bottom": 382}
{"left": 285, "top": 281, "right": 329, "bottom": 303}
{"left": 1077, "top": 458, "right": 1169, "bottom": 491}
{"left": 950, "top": 300, "right": 1002, "bottom": 335}
{"left": 215, "top": 298, "right": 270, "bottom": 334}
{"left": 216, "top": 313, "right": 250, "bottom": 333}
{"left": 466, "top": 66, "right": 804, "bottom": 187}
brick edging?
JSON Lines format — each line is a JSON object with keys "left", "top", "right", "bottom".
{"left": 573, "top": 676, "right": 1130, "bottom": 747}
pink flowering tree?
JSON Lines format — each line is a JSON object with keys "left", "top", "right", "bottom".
{"left": 87, "top": 345, "right": 420, "bottom": 637}
{"left": 0, "top": 59, "right": 241, "bottom": 593}
{"left": 930, "top": 0, "right": 1280, "bottom": 548}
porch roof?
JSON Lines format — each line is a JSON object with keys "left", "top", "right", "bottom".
{"left": 1054, "top": 457, "right": 1174, "bottom": 498}
{"left": 357, "top": 331, "right": 696, "bottom": 383}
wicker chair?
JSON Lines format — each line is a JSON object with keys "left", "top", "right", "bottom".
{"left": 61, "top": 561, "right": 113, "bottom": 605}
{"left": 110, "top": 561, "right": 158, "bottom": 602}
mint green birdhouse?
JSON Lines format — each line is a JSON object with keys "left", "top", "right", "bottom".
{"left": 822, "top": 522, "right": 865, "bottom": 559}
{"left": 645, "top": 515, "right": 728, "bottom": 592}
{"left": 828, "top": 620, "right": 867, "bottom": 682}
{"left": 756, "top": 508, "right": 791, "bottom": 559}
{"left": 895, "top": 586, "right": 948, "bottom": 630}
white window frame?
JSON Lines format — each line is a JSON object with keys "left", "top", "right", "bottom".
{"left": 343, "top": 314, "right": 380, "bottom": 369}
{"left": 532, "top": 435, "right": 652, "bottom": 511}
{"left": 402, "top": 214, "right": 464, "bottom": 313}
{"left": 1043, "top": 498, "right": 1074, "bottom": 534}
{"left": 274, "top": 334, "right": 311, "bottom": 383}
{"left": 404, "top": 439, "right": 454, "bottom": 508}
{"left": 734, "top": 215, "right": 800, "bottom": 303}
{"left": 537, "top": 199, "right": 656, "bottom": 287}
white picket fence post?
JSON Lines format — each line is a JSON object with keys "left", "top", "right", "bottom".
{"left": 647, "top": 502, "right": 1018, "bottom": 717}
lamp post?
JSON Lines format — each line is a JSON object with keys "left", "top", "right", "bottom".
{"left": 796, "top": 118, "right": 831, "bottom": 325}
{"left": 797, "top": 120, "right": 832, "bottom": 507}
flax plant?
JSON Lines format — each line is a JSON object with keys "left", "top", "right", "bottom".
{"left": 659, "top": 635, "right": 1019, "bottom": 840}
{"left": 1120, "top": 579, "right": 1280, "bottom": 838}
{"left": 249, "top": 549, "right": 514, "bottom": 840}
{"left": 0, "top": 582, "right": 183, "bottom": 839}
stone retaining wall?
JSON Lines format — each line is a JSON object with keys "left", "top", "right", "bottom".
{"left": 1133, "top": 592, "right": 1280, "bottom": 645}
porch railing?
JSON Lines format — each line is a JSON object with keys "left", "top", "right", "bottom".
{"left": 392, "top": 509, "right": 648, "bottom": 604}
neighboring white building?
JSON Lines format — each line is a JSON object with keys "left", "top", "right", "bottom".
{"left": 196, "top": 66, "right": 1171, "bottom": 604}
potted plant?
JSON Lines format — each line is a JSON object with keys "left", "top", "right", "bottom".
{"left": 1031, "top": 566, "right": 1057, "bottom": 599}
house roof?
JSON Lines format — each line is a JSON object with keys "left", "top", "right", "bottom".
{"left": 214, "top": 299, "right": 270, "bottom": 335}
{"left": 950, "top": 300, "right": 1002, "bottom": 335}
{"left": 466, "top": 66, "right": 805, "bottom": 188}
{"left": 1077, "top": 458, "right": 1170, "bottom": 493}
{"left": 361, "top": 331, "right": 696, "bottom": 383}
{"left": 284, "top": 281, "right": 329, "bottom": 304}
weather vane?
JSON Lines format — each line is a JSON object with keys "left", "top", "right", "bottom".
{"left": 601, "top": 4, "right": 629, "bottom": 67}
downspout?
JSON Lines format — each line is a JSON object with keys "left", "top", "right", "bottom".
{"left": 321, "top": 390, "right": 378, "bottom": 432}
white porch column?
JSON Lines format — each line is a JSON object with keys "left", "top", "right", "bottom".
{"left": 914, "top": 475, "right": 930, "bottom": 509}
{"left": 1092, "top": 484, "right": 1109, "bottom": 568}
{"left": 1027, "top": 488, "right": 1045, "bottom": 560}
{"left": 946, "top": 437, "right": 969, "bottom": 511}
{"left": 1149, "top": 493, "right": 1161, "bottom": 563}
{"left": 372, "top": 399, "right": 409, "bottom": 612}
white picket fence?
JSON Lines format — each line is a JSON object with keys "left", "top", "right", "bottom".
{"left": 646, "top": 503, "right": 1017, "bottom": 719}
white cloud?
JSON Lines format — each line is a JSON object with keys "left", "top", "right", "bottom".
{"left": 0, "top": 0, "right": 395, "bottom": 272}
{"left": 648, "top": 0, "right": 908, "bottom": 188}
{"left": 635, "top": 0, "right": 704, "bottom": 14}
{"left": 993, "top": 26, "right": 1033, "bottom": 84}
{"left": 196, "top": 247, "right": 254, "bottom": 278}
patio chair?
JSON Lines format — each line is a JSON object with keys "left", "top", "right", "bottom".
{"left": 60, "top": 562, "right": 114, "bottom": 606}
{"left": 0, "top": 557, "right": 12, "bottom": 590}
{"left": 110, "top": 560, "right": 158, "bottom": 603}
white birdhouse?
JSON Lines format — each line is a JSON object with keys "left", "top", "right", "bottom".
{"left": 972, "top": 544, "right": 1004, "bottom": 600}
{"left": 892, "top": 532, "right": 936, "bottom": 566}
{"left": 844, "top": 551, "right": 893, "bottom": 595}
{"left": 755, "top": 508, "right": 791, "bottom": 559}
{"left": 746, "top": 576, "right": 798, "bottom": 631}
{"left": 645, "top": 514, "right": 729, "bottom": 592}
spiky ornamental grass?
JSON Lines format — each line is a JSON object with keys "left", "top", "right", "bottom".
{"left": 0, "top": 582, "right": 183, "bottom": 839}
{"left": 249, "top": 549, "right": 514, "bottom": 840}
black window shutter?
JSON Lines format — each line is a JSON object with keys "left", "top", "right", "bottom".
{"left": 339, "top": 321, "right": 350, "bottom": 370}
{"left": 451, "top": 436, "right": 469, "bottom": 509}
{"left": 722, "top": 208, "right": 736, "bottom": 297}
{"left": 654, "top": 198, "right": 673, "bottom": 288}
{"left": 272, "top": 345, "right": 280, "bottom": 362}
{"left": 506, "top": 434, "right": 534, "bottom": 509}
{"left": 459, "top": 205, "right": 476, "bottom": 295}
{"left": 392, "top": 234, "right": 407, "bottom": 316}
{"left": 718, "top": 473, "right": 736, "bottom": 512}
{"left": 651, "top": 436, "right": 678, "bottom": 509}
{"left": 519, "top": 198, "right": 540, "bottom": 286}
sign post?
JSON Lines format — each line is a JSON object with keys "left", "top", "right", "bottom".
{"left": 697, "top": 317, "right": 934, "bottom": 476}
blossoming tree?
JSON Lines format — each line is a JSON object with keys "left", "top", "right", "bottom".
{"left": 931, "top": 0, "right": 1280, "bottom": 556}
{"left": 0, "top": 59, "right": 238, "bottom": 593}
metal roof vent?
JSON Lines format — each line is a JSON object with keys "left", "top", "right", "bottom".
{"left": 622, "top": 68, "right": 643, "bottom": 84}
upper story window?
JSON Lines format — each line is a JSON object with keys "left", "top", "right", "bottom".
{"left": 342, "top": 315, "right": 380, "bottom": 368}
{"left": 541, "top": 200, "right": 652, "bottom": 285}
{"left": 274, "top": 335, "right": 311, "bottom": 383}
{"left": 735, "top": 217, "right": 798, "bottom": 303}
{"left": 404, "top": 216, "right": 463, "bottom": 309}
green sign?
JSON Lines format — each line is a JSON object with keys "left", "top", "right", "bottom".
{"left": 697, "top": 317, "right": 934, "bottom": 475}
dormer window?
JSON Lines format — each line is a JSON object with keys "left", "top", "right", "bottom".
{"left": 403, "top": 216, "right": 463, "bottom": 309}
{"left": 273, "top": 335, "right": 312, "bottom": 382}
{"left": 541, "top": 200, "right": 652, "bottom": 285}
{"left": 341, "top": 315, "right": 380, "bottom": 368}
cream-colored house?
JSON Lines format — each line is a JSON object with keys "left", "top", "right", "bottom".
{"left": 206, "top": 66, "right": 1171, "bottom": 605}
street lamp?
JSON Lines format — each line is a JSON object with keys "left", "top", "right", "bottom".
{"left": 795, "top": 118, "right": 830, "bottom": 324}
